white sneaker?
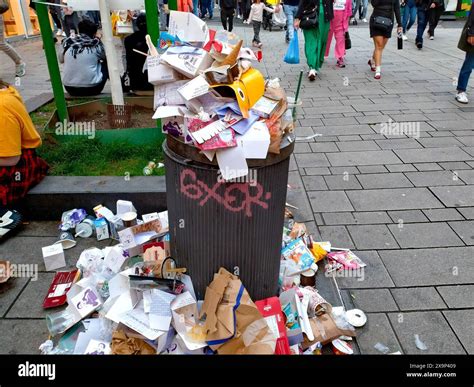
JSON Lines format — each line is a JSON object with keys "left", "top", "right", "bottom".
{"left": 15, "top": 62, "right": 26, "bottom": 77}
{"left": 56, "top": 29, "right": 63, "bottom": 37}
{"left": 402, "top": 34, "right": 408, "bottom": 41}
{"left": 362, "top": 18, "right": 367, "bottom": 22}
{"left": 429, "top": 35, "right": 434, "bottom": 40}
{"left": 456, "top": 91, "right": 469, "bottom": 104}
{"left": 308, "top": 69, "right": 317, "bottom": 81}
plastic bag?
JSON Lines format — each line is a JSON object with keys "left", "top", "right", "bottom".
{"left": 284, "top": 32, "right": 300, "bottom": 64}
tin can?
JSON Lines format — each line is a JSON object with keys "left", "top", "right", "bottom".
{"left": 75, "top": 216, "right": 95, "bottom": 238}
{"left": 300, "top": 269, "right": 316, "bottom": 287}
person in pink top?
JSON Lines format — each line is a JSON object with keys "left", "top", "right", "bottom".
{"left": 325, "top": 0, "right": 352, "bottom": 67}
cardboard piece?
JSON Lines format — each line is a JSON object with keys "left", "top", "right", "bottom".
{"left": 168, "top": 11, "right": 209, "bottom": 43}
{"left": 162, "top": 46, "right": 213, "bottom": 78}
{"left": 118, "top": 306, "right": 167, "bottom": 341}
{"left": 255, "top": 297, "right": 291, "bottom": 355}
{"left": 200, "top": 268, "right": 276, "bottom": 354}
{"left": 153, "top": 105, "right": 194, "bottom": 144}
{"left": 216, "top": 144, "right": 248, "bottom": 181}
{"left": 153, "top": 80, "right": 189, "bottom": 109}
{"left": 301, "top": 313, "right": 356, "bottom": 349}
{"left": 215, "top": 102, "right": 259, "bottom": 135}
{"left": 178, "top": 76, "right": 210, "bottom": 101}
{"left": 43, "top": 269, "right": 79, "bottom": 309}
{"left": 42, "top": 244, "right": 66, "bottom": 272}
{"left": 111, "top": 330, "right": 157, "bottom": 355}
{"left": 147, "top": 56, "right": 182, "bottom": 85}
{"left": 118, "top": 219, "right": 164, "bottom": 250}
{"left": 148, "top": 289, "right": 176, "bottom": 331}
{"left": 237, "top": 121, "right": 270, "bottom": 159}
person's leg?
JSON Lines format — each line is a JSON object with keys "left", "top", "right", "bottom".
{"left": 428, "top": 7, "right": 442, "bottom": 37}
{"left": 193, "top": 0, "right": 199, "bottom": 15}
{"left": 361, "top": 0, "right": 368, "bottom": 19}
{"left": 284, "top": 5, "right": 293, "bottom": 41}
{"left": 302, "top": 28, "right": 318, "bottom": 70}
{"left": 314, "top": 7, "right": 330, "bottom": 70}
{"left": 373, "top": 36, "right": 384, "bottom": 66}
{"left": 407, "top": 3, "right": 417, "bottom": 31}
{"left": 0, "top": 14, "right": 23, "bottom": 65}
{"left": 228, "top": 9, "right": 234, "bottom": 31}
{"left": 457, "top": 52, "right": 474, "bottom": 93}
{"left": 221, "top": 8, "right": 228, "bottom": 29}
{"left": 325, "top": 25, "right": 334, "bottom": 57}
{"left": 334, "top": 16, "right": 345, "bottom": 60}
{"left": 416, "top": 8, "right": 427, "bottom": 46}
{"left": 402, "top": 4, "right": 409, "bottom": 33}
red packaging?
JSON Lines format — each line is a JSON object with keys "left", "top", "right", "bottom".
{"left": 255, "top": 296, "right": 291, "bottom": 355}
{"left": 43, "top": 269, "right": 79, "bottom": 309}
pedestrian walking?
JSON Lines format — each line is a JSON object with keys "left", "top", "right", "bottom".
{"left": 245, "top": 0, "right": 280, "bottom": 48}
{"left": 368, "top": 0, "right": 402, "bottom": 79}
{"left": 427, "top": 0, "right": 444, "bottom": 39}
{"left": 359, "top": 0, "right": 369, "bottom": 22}
{"left": 283, "top": 0, "right": 300, "bottom": 43}
{"left": 401, "top": 0, "right": 416, "bottom": 40}
{"left": 325, "top": 0, "right": 352, "bottom": 67}
{"left": 294, "top": 0, "right": 334, "bottom": 81}
{"left": 62, "top": 1, "right": 79, "bottom": 37}
{"left": 220, "top": 0, "right": 237, "bottom": 31}
{"left": 0, "top": 14, "right": 26, "bottom": 77}
{"left": 414, "top": 0, "right": 433, "bottom": 49}
{"left": 455, "top": 2, "right": 474, "bottom": 104}
{"left": 201, "top": 0, "right": 214, "bottom": 18}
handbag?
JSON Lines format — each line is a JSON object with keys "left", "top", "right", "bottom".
{"left": 299, "top": 7, "right": 318, "bottom": 29}
{"left": 345, "top": 31, "right": 351, "bottom": 50}
{"left": 0, "top": 0, "right": 10, "bottom": 14}
{"left": 373, "top": 15, "right": 393, "bottom": 32}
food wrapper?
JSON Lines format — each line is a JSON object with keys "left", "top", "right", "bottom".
{"left": 110, "top": 330, "right": 157, "bottom": 355}
{"left": 327, "top": 250, "right": 366, "bottom": 270}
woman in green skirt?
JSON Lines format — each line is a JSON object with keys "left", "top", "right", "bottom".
{"left": 294, "top": 0, "right": 334, "bottom": 81}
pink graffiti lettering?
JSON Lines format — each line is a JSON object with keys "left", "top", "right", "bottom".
{"left": 180, "top": 169, "right": 271, "bottom": 217}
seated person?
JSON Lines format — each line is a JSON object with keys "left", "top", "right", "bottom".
{"left": 59, "top": 19, "right": 108, "bottom": 97}
{"left": 123, "top": 13, "right": 153, "bottom": 92}
{"left": 0, "top": 79, "right": 49, "bottom": 239}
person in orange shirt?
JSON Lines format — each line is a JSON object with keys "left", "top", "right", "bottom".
{"left": 178, "top": 0, "right": 194, "bottom": 12}
{"left": 0, "top": 79, "right": 49, "bottom": 239}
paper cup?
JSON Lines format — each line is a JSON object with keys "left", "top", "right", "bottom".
{"left": 75, "top": 216, "right": 95, "bottom": 238}
{"left": 121, "top": 212, "right": 138, "bottom": 228}
{"left": 54, "top": 231, "right": 77, "bottom": 250}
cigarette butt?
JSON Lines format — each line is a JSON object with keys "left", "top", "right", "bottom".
{"left": 133, "top": 48, "right": 150, "bottom": 57}
{"left": 286, "top": 202, "right": 299, "bottom": 210}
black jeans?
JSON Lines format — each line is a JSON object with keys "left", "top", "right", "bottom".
{"left": 65, "top": 61, "right": 108, "bottom": 96}
{"left": 221, "top": 7, "right": 235, "bottom": 31}
{"left": 252, "top": 21, "right": 261, "bottom": 43}
{"left": 63, "top": 13, "right": 79, "bottom": 37}
{"left": 428, "top": 6, "right": 443, "bottom": 37}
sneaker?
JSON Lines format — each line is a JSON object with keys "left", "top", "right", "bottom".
{"left": 308, "top": 69, "right": 317, "bottom": 81}
{"left": 56, "top": 29, "right": 63, "bottom": 36}
{"left": 0, "top": 209, "right": 23, "bottom": 241}
{"left": 15, "top": 62, "right": 26, "bottom": 77}
{"left": 362, "top": 18, "right": 367, "bottom": 22}
{"left": 416, "top": 41, "right": 422, "bottom": 49}
{"left": 429, "top": 35, "right": 434, "bottom": 40}
{"left": 258, "top": 42, "right": 263, "bottom": 48}
{"left": 456, "top": 91, "right": 469, "bottom": 104}
{"left": 374, "top": 71, "right": 381, "bottom": 80}
{"left": 336, "top": 58, "right": 345, "bottom": 68}
{"left": 368, "top": 58, "right": 376, "bottom": 72}
{"left": 402, "top": 34, "right": 408, "bottom": 41}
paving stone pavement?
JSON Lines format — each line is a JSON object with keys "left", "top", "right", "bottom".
{"left": 1, "top": 18, "right": 474, "bottom": 355}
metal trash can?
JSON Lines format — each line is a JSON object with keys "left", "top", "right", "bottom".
{"left": 164, "top": 135, "right": 294, "bottom": 300}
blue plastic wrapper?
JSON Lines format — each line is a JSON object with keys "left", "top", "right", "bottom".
{"left": 284, "top": 32, "right": 300, "bottom": 65}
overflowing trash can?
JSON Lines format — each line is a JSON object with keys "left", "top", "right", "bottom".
{"left": 164, "top": 135, "right": 294, "bottom": 300}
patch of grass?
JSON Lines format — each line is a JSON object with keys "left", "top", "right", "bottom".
{"left": 37, "top": 136, "right": 164, "bottom": 177}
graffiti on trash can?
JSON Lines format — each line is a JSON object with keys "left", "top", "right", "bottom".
{"left": 180, "top": 169, "right": 271, "bottom": 217}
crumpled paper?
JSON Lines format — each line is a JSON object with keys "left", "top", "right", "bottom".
{"left": 110, "top": 331, "right": 156, "bottom": 355}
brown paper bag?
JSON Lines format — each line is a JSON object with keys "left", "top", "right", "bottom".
{"left": 200, "top": 268, "right": 276, "bottom": 354}
{"left": 301, "top": 313, "right": 356, "bottom": 350}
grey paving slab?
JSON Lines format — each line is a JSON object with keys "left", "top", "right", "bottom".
{"left": 347, "top": 188, "right": 444, "bottom": 211}
{"left": 386, "top": 164, "right": 417, "bottom": 172}
{"left": 416, "top": 137, "right": 464, "bottom": 148}
{"left": 457, "top": 207, "right": 474, "bottom": 219}
{"left": 423, "top": 208, "right": 464, "bottom": 222}
{"left": 330, "top": 166, "right": 359, "bottom": 175}
{"left": 448, "top": 220, "right": 474, "bottom": 245}
{"left": 319, "top": 226, "right": 355, "bottom": 249}
{"left": 443, "top": 310, "right": 474, "bottom": 354}
{"left": 336, "top": 141, "right": 380, "bottom": 152}
{"left": 322, "top": 212, "right": 357, "bottom": 225}
{"left": 356, "top": 173, "right": 413, "bottom": 189}
{"left": 405, "top": 171, "right": 465, "bottom": 187}
{"left": 380, "top": 247, "right": 474, "bottom": 287}
{"left": 431, "top": 186, "right": 474, "bottom": 207}
{"left": 347, "top": 289, "right": 399, "bottom": 313}
{"left": 294, "top": 142, "right": 312, "bottom": 153}
{"left": 395, "top": 147, "right": 473, "bottom": 163}
{"left": 304, "top": 167, "right": 331, "bottom": 175}
{"left": 0, "top": 319, "right": 49, "bottom": 354}
{"left": 6, "top": 273, "right": 57, "bottom": 318}
{"left": 294, "top": 153, "right": 330, "bottom": 168}
{"left": 337, "top": 250, "right": 395, "bottom": 289}
{"left": 463, "top": 147, "right": 474, "bottom": 157}
{"left": 15, "top": 221, "right": 60, "bottom": 237}
{"left": 388, "top": 312, "right": 466, "bottom": 354}
{"left": 323, "top": 175, "right": 362, "bottom": 190}
{"left": 347, "top": 225, "right": 399, "bottom": 250}
{"left": 326, "top": 150, "right": 402, "bottom": 166}
{"left": 355, "top": 313, "right": 403, "bottom": 355}
{"left": 437, "top": 285, "right": 474, "bottom": 309}
{"left": 438, "top": 161, "right": 472, "bottom": 171}
{"left": 457, "top": 170, "right": 474, "bottom": 184}
{"left": 357, "top": 165, "right": 388, "bottom": 174}
{"left": 414, "top": 163, "right": 444, "bottom": 171}
{"left": 287, "top": 171, "right": 315, "bottom": 223}
{"left": 387, "top": 210, "right": 429, "bottom": 223}
{"left": 388, "top": 222, "right": 464, "bottom": 248}
{"left": 0, "top": 277, "right": 29, "bottom": 318}
{"left": 353, "top": 211, "right": 392, "bottom": 224}
{"left": 391, "top": 287, "right": 447, "bottom": 311}
{"left": 309, "top": 142, "right": 339, "bottom": 153}
{"left": 308, "top": 191, "right": 354, "bottom": 213}
{"left": 302, "top": 175, "right": 328, "bottom": 191}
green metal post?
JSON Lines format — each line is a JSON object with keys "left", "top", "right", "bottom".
{"left": 293, "top": 70, "right": 303, "bottom": 120}
{"left": 36, "top": 1, "right": 68, "bottom": 122}
{"left": 144, "top": 0, "right": 163, "bottom": 142}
